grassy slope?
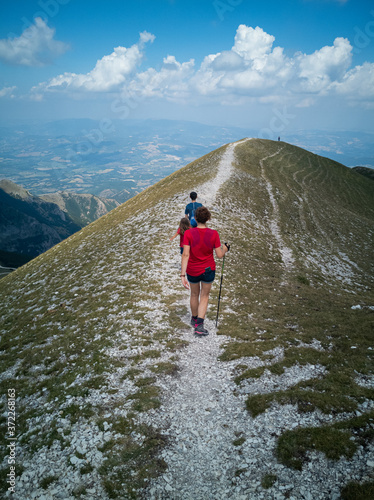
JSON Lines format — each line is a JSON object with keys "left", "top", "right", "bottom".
{"left": 353, "top": 166, "right": 374, "bottom": 182}
{"left": 0, "top": 139, "right": 373, "bottom": 497}
{"left": 214, "top": 140, "right": 374, "bottom": 489}
{"left": 0, "top": 145, "right": 224, "bottom": 498}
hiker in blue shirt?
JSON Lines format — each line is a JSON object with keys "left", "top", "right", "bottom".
{"left": 185, "top": 192, "right": 202, "bottom": 228}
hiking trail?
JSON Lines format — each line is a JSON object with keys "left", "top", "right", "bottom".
{"left": 260, "top": 148, "right": 295, "bottom": 271}
{"left": 143, "top": 138, "right": 261, "bottom": 499}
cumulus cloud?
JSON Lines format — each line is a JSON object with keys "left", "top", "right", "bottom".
{"left": 296, "top": 37, "right": 352, "bottom": 93}
{"left": 191, "top": 26, "right": 356, "bottom": 101}
{"left": 128, "top": 55, "right": 195, "bottom": 100}
{"left": 330, "top": 62, "right": 374, "bottom": 98}
{"left": 233, "top": 25, "right": 275, "bottom": 62}
{"left": 38, "top": 31, "right": 155, "bottom": 93}
{"left": 28, "top": 24, "right": 374, "bottom": 108}
{"left": 192, "top": 26, "right": 291, "bottom": 96}
{"left": 0, "top": 18, "right": 68, "bottom": 66}
{"left": 209, "top": 51, "right": 243, "bottom": 71}
{"left": 0, "top": 86, "right": 17, "bottom": 98}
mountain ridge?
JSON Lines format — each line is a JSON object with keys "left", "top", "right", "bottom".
{"left": 39, "top": 191, "right": 119, "bottom": 228}
{"left": 0, "top": 139, "right": 373, "bottom": 499}
{"left": 0, "top": 180, "right": 119, "bottom": 270}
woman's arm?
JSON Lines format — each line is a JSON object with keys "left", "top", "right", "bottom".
{"left": 169, "top": 230, "right": 179, "bottom": 241}
{"left": 181, "top": 245, "right": 190, "bottom": 289}
{"left": 215, "top": 243, "right": 229, "bottom": 259}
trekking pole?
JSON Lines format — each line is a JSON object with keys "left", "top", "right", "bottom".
{"left": 216, "top": 243, "right": 230, "bottom": 328}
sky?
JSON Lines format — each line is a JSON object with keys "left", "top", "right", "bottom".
{"left": 0, "top": 0, "right": 373, "bottom": 134}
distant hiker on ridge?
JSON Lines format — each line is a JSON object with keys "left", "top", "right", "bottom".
{"left": 185, "top": 191, "right": 202, "bottom": 228}
{"left": 170, "top": 217, "right": 191, "bottom": 255}
{"left": 180, "top": 206, "right": 229, "bottom": 337}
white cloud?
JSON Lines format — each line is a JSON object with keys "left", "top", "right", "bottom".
{"left": 0, "top": 17, "right": 68, "bottom": 66}
{"left": 330, "top": 62, "right": 374, "bottom": 98}
{"left": 296, "top": 37, "right": 352, "bottom": 93}
{"left": 28, "top": 24, "right": 374, "bottom": 110}
{"left": 209, "top": 51, "right": 243, "bottom": 71}
{"left": 296, "top": 97, "right": 317, "bottom": 108}
{"left": 191, "top": 26, "right": 291, "bottom": 96}
{"left": 38, "top": 31, "right": 155, "bottom": 93}
{"left": 232, "top": 25, "right": 275, "bottom": 62}
{"left": 129, "top": 55, "right": 195, "bottom": 100}
{"left": 0, "top": 86, "right": 17, "bottom": 98}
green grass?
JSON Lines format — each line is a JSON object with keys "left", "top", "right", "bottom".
{"left": 149, "top": 361, "right": 180, "bottom": 376}
{"left": 276, "top": 427, "right": 357, "bottom": 471}
{"left": 341, "top": 481, "right": 374, "bottom": 500}
{"left": 276, "top": 411, "right": 374, "bottom": 471}
{"left": 98, "top": 419, "right": 167, "bottom": 499}
{"left": 40, "top": 475, "right": 59, "bottom": 489}
{"left": 80, "top": 463, "right": 94, "bottom": 475}
{"left": 216, "top": 140, "right": 374, "bottom": 478}
{"left": 72, "top": 485, "right": 87, "bottom": 497}
{"left": 233, "top": 436, "right": 246, "bottom": 446}
{"left": 216, "top": 153, "right": 373, "bottom": 454}
{"left": 127, "top": 385, "right": 161, "bottom": 412}
{"left": 261, "top": 473, "right": 277, "bottom": 489}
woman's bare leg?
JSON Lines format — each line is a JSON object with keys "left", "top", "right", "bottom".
{"left": 189, "top": 282, "right": 200, "bottom": 317}
{"left": 197, "top": 282, "right": 212, "bottom": 319}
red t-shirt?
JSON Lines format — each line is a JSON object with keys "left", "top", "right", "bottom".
{"left": 184, "top": 227, "right": 221, "bottom": 276}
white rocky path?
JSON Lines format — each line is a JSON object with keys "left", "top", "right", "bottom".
{"left": 260, "top": 148, "right": 295, "bottom": 271}
{"left": 141, "top": 138, "right": 371, "bottom": 500}
{"left": 198, "top": 138, "right": 251, "bottom": 206}
{"left": 143, "top": 139, "right": 257, "bottom": 499}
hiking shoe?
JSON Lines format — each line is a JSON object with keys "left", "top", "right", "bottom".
{"left": 191, "top": 316, "right": 197, "bottom": 326}
{"left": 194, "top": 323, "right": 209, "bottom": 336}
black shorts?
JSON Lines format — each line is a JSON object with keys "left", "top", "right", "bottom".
{"left": 187, "top": 269, "right": 216, "bottom": 284}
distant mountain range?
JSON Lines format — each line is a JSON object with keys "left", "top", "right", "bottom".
{"left": 0, "top": 179, "right": 119, "bottom": 269}
{"left": 1, "top": 139, "right": 373, "bottom": 499}
{"left": 0, "top": 119, "right": 373, "bottom": 205}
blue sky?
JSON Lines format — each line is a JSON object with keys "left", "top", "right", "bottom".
{"left": 0, "top": 0, "right": 373, "bottom": 133}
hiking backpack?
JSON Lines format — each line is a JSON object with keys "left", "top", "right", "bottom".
{"left": 190, "top": 202, "right": 198, "bottom": 227}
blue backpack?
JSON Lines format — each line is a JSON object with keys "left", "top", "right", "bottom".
{"left": 190, "top": 202, "right": 198, "bottom": 227}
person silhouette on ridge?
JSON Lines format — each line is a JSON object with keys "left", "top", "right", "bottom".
{"left": 185, "top": 191, "right": 202, "bottom": 228}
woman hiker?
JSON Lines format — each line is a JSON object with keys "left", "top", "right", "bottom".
{"left": 180, "top": 206, "right": 229, "bottom": 336}
{"left": 169, "top": 217, "right": 191, "bottom": 255}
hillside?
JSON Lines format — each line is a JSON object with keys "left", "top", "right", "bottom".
{"left": 39, "top": 191, "right": 119, "bottom": 227}
{"left": 0, "top": 180, "right": 81, "bottom": 261}
{"left": 0, "top": 180, "right": 119, "bottom": 270}
{"left": 0, "top": 139, "right": 374, "bottom": 499}
{"left": 353, "top": 166, "right": 374, "bottom": 182}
